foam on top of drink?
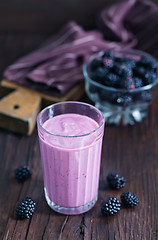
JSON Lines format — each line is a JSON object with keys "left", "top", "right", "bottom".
{"left": 41, "top": 114, "right": 99, "bottom": 149}
{"left": 43, "top": 113, "right": 98, "bottom": 137}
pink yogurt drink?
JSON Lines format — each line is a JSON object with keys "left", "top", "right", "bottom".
{"left": 37, "top": 102, "right": 105, "bottom": 215}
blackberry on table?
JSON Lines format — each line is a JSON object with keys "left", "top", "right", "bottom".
{"left": 15, "top": 166, "right": 32, "bottom": 182}
{"left": 121, "top": 192, "right": 139, "bottom": 207}
{"left": 15, "top": 197, "right": 36, "bottom": 220}
{"left": 107, "top": 173, "right": 126, "bottom": 189}
{"left": 101, "top": 197, "right": 121, "bottom": 216}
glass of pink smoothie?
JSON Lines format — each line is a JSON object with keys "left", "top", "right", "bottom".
{"left": 37, "top": 101, "right": 105, "bottom": 215}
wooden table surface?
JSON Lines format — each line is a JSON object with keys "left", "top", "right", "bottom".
{"left": 0, "top": 92, "right": 158, "bottom": 239}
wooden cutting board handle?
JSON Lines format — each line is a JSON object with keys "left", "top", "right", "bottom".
{"left": 0, "top": 80, "right": 84, "bottom": 135}
{"left": 0, "top": 83, "right": 41, "bottom": 135}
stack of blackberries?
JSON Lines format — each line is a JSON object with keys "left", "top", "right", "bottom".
{"left": 90, "top": 50, "right": 158, "bottom": 106}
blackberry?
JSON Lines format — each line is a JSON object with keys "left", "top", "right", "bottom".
{"left": 117, "top": 94, "right": 133, "bottom": 106}
{"left": 122, "top": 68, "right": 132, "bottom": 78}
{"left": 90, "top": 58, "right": 104, "bottom": 71}
{"left": 133, "top": 77, "right": 143, "bottom": 88}
{"left": 115, "top": 57, "right": 136, "bottom": 68}
{"left": 138, "top": 55, "right": 156, "bottom": 69}
{"left": 114, "top": 64, "right": 132, "bottom": 78}
{"left": 103, "top": 58, "right": 114, "bottom": 68}
{"left": 121, "top": 192, "right": 139, "bottom": 207}
{"left": 101, "top": 197, "right": 121, "bottom": 216}
{"left": 133, "top": 66, "right": 146, "bottom": 78}
{"left": 138, "top": 56, "right": 150, "bottom": 66}
{"left": 103, "top": 73, "right": 119, "bottom": 87}
{"left": 91, "top": 67, "right": 108, "bottom": 83}
{"left": 126, "top": 59, "right": 136, "bottom": 69}
{"left": 107, "top": 173, "right": 126, "bottom": 189}
{"left": 150, "top": 61, "right": 158, "bottom": 73}
{"left": 119, "top": 77, "right": 135, "bottom": 90}
{"left": 15, "top": 197, "right": 36, "bottom": 220}
{"left": 15, "top": 166, "right": 32, "bottom": 182}
{"left": 143, "top": 72, "right": 157, "bottom": 85}
{"left": 102, "top": 50, "right": 114, "bottom": 59}
{"left": 113, "top": 65, "right": 125, "bottom": 76}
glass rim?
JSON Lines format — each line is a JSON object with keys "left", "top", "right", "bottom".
{"left": 83, "top": 49, "right": 158, "bottom": 93}
{"left": 37, "top": 101, "right": 105, "bottom": 138}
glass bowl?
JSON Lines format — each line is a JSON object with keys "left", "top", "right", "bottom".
{"left": 83, "top": 49, "right": 158, "bottom": 125}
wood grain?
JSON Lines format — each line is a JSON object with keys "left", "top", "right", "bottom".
{"left": 0, "top": 95, "right": 158, "bottom": 239}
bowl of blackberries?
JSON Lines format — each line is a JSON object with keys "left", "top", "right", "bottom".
{"left": 83, "top": 49, "right": 158, "bottom": 125}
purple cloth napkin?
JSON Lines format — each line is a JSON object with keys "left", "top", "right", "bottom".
{"left": 4, "top": 0, "right": 158, "bottom": 95}
{"left": 4, "top": 22, "right": 110, "bottom": 94}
